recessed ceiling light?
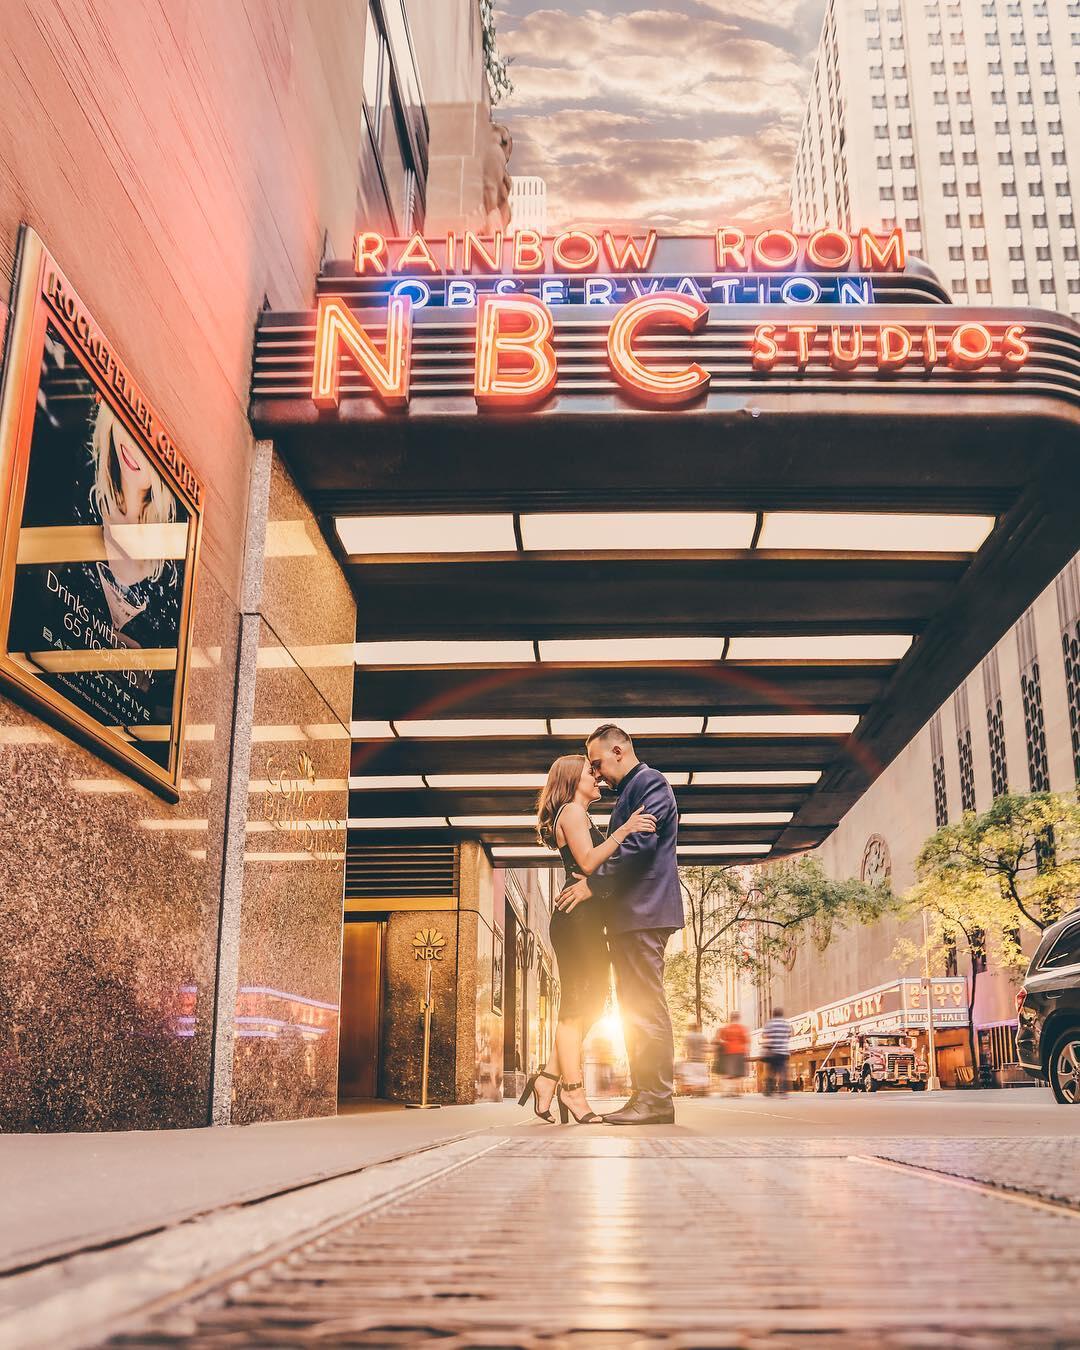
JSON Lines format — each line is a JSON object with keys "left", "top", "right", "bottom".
{"left": 449, "top": 815, "right": 539, "bottom": 828}
{"left": 726, "top": 635, "right": 912, "bottom": 661}
{"left": 354, "top": 640, "right": 535, "bottom": 665}
{"left": 680, "top": 812, "right": 793, "bottom": 825}
{"left": 757, "top": 512, "right": 995, "bottom": 553}
{"left": 349, "top": 721, "right": 395, "bottom": 738}
{"left": 336, "top": 514, "right": 517, "bottom": 555}
{"left": 393, "top": 719, "right": 548, "bottom": 737}
{"left": 521, "top": 512, "right": 756, "bottom": 551}
{"left": 491, "top": 846, "right": 560, "bottom": 858}
{"left": 693, "top": 770, "right": 822, "bottom": 786}
{"left": 539, "top": 638, "right": 726, "bottom": 663}
{"left": 706, "top": 714, "right": 858, "bottom": 735}
{"left": 551, "top": 716, "right": 703, "bottom": 736}
{"left": 348, "top": 817, "right": 448, "bottom": 828}
{"left": 451, "top": 814, "right": 611, "bottom": 830}
{"left": 349, "top": 775, "right": 426, "bottom": 789}
{"left": 677, "top": 844, "right": 772, "bottom": 855}
{"left": 426, "top": 773, "right": 548, "bottom": 789}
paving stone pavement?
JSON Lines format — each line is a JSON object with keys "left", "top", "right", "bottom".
{"left": 872, "top": 1136, "right": 1080, "bottom": 1207}
{"left": 102, "top": 1133, "right": 1080, "bottom": 1349}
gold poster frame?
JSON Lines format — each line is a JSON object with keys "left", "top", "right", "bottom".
{"left": 0, "top": 226, "right": 204, "bottom": 800}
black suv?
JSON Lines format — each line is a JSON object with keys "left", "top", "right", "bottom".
{"left": 1017, "top": 906, "right": 1080, "bottom": 1104}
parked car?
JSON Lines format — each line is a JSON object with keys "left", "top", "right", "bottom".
{"left": 1016, "top": 906, "right": 1080, "bottom": 1104}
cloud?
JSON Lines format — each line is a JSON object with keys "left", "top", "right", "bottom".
{"left": 496, "top": 1, "right": 824, "bottom": 230}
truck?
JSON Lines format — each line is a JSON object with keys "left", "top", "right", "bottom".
{"left": 813, "top": 1031, "right": 928, "bottom": 1093}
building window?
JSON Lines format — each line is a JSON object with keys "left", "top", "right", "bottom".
{"left": 1055, "top": 559, "right": 1080, "bottom": 783}
{"left": 982, "top": 650, "right": 1009, "bottom": 798}
{"left": 955, "top": 684, "right": 977, "bottom": 811}
{"left": 949, "top": 245, "right": 964, "bottom": 259}
{"left": 976, "top": 278, "right": 991, "bottom": 292}
{"left": 1017, "top": 609, "right": 1050, "bottom": 793}
{"left": 930, "top": 713, "right": 949, "bottom": 828}
{"left": 1040, "top": 279, "right": 1055, "bottom": 293}
{"left": 1012, "top": 279, "right": 1028, "bottom": 293}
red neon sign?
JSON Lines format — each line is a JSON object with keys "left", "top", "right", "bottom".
{"left": 311, "top": 294, "right": 412, "bottom": 410}
{"left": 749, "top": 321, "right": 1029, "bottom": 374}
{"left": 308, "top": 299, "right": 1031, "bottom": 410}
{"left": 474, "top": 294, "right": 558, "bottom": 408}
{"left": 606, "top": 294, "right": 711, "bottom": 405}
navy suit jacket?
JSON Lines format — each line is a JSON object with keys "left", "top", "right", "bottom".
{"left": 594, "top": 763, "right": 684, "bottom": 935}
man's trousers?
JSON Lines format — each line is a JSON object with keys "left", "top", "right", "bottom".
{"left": 609, "top": 927, "right": 676, "bottom": 1108}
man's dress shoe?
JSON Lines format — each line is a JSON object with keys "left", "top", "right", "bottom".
{"left": 601, "top": 1099, "right": 676, "bottom": 1126}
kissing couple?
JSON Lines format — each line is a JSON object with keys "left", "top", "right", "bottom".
{"left": 520, "top": 723, "right": 684, "bottom": 1127}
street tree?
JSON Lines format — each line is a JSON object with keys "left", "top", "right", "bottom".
{"left": 895, "top": 789, "right": 1080, "bottom": 1066}
{"left": 670, "top": 857, "right": 898, "bottom": 1030}
{"left": 914, "top": 790, "right": 1080, "bottom": 932}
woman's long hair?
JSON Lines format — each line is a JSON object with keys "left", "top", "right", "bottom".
{"left": 536, "top": 754, "right": 587, "bottom": 849}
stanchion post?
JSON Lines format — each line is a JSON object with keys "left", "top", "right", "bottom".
{"left": 406, "top": 956, "right": 440, "bottom": 1109}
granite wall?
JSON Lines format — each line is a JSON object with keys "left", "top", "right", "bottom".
{"left": 0, "top": 0, "right": 367, "bottom": 1130}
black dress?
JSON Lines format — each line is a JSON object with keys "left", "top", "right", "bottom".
{"left": 549, "top": 805, "right": 611, "bottom": 1024}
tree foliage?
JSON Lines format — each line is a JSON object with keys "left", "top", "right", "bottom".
{"left": 913, "top": 790, "right": 1080, "bottom": 933}
{"left": 668, "top": 857, "right": 897, "bottom": 1028}
{"left": 480, "top": 0, "right": 513, "bottom": 104}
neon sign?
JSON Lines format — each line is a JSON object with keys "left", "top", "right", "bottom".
{"left": 353, "top": 227, "right": 904, "bottom": 276}
{"left": 302, "top": 227, "right": 1033, "bottom": 410}
{"left": 310, "top": 298, "right": 1031, "bottom": 411}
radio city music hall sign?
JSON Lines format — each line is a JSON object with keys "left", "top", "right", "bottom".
{"left": 311, "top": 227, "right": 1031, "bottom": 412}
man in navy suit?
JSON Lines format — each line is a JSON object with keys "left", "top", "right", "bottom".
{"left": 556, "top": 724, "right": 683, "bottom": 1125}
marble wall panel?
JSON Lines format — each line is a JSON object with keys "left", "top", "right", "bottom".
{"left": 0, "top": 567, "right": 237, "bottom": 1130}
{"left": 259, "top": 455, "right": 355, "bottom": 728}
{"left": 380, "top": 910, "right": 460, "bottom": 1104}
{"left": 228, "top": 619, "right": 350, "bottom": 1125}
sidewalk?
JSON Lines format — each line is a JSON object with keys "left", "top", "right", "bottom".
{"left": 1, "top": 1099, "right": 521, "bottom": 1274}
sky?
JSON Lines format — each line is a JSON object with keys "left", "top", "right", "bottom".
{"left": 493, "top": 1, "right": 828, "bottom": 232}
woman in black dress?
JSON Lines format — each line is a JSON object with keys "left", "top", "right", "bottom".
{"left": 519, "top": 755, "right": 655, "bottom": 1124}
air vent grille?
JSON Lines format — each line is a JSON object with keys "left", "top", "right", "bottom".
{"left": 345, "top": 840, "right": 457, "bottom": 901}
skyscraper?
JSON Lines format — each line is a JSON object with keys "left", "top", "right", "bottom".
{"left": 791, "top": 0, "right": 1080, "bottom": 316}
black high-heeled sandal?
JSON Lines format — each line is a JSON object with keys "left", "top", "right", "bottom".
{"left": 557, "top": 1081, "right": 603, "bottom": 1124}
{"left": 519, "top": 1069, "right": 559, "bottom": 1121}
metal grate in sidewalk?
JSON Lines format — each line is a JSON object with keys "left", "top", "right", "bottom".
{"left": 103, "top": 1136, "right": 1080, "bottom": 1348}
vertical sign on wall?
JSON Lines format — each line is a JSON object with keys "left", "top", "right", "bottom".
{"left": 0, "top": 227, "right": 204, "bottom": 799}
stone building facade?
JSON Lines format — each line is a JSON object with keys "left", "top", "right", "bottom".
{"left": 763, "top": 555, "right": 1080, "bottom": 1084}
{"left": 0, "top": 0, "right": 515, "bottom": 1132}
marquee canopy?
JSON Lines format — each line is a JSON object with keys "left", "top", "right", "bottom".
{"left": 249, "top": 228, "right": 1080, "bottom": 867}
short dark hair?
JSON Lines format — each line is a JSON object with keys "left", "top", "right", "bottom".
{"left": 585, "top": 723, "right": 632, "bottom": 750}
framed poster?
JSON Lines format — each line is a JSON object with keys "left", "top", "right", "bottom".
{"left": 0, "top": 227, "right": 203, "bottom": 799}
{"left": 492, "top": 922, "right": 504, "bottom": 1015}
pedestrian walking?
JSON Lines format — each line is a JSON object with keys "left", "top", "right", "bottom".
{"left": 679, "top": 1019, "right": 710, "bottom": 1096}
{"left": 717, "top": 1010, "right": 750, "bottom": 1097}
{"left": 761, "top": 1007, "right": 792, "bottom": 1097}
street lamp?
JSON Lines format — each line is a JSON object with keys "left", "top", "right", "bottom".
{"left": 921, "top": 908, "right": 942, "bottom": 1092}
